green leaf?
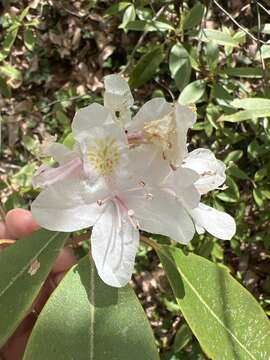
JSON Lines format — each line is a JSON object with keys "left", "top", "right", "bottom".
{"left": 178, "top": 80, "right": 206, "bottom": 105}
{"left": 129, "top": 46, "right": 164, "bottom": 88}
{"left": 231, "top": 98, "right": 270, "bottom": 110}
{"left": 221, "top": 67, "right": 267, "bottom": 78}
{"left": 0, "top": 28, "right": 19, "bottom": 62}
{"left": 224, "top": 150, "right": 243, "bottom": 164}
{"left": 227, "top": 163, "right": 250, "bottom": 180}
{"left": 24, "top": 28, "right": 36, "bottom": 51}
{"left": 0, "top": 229, "right": 68, "bottom": 346}
{"left": 125, "top": 20, "right": 174, "bottom": 32}
{"left": 182, "top": 3, "right": 205, "bottom": 30}
{"left": 206, "top": 41, "right": 219, "bottom": 70}
{"left": 173, "top": 323, "right": 193, "bottom": 353}
{"left": 199, "top": 29, "right": 239, "bottom": 47}
{"left": 253, "top": 188, "right": 264, "bottom": 207}
{"left": 259, "top": 44, "right": 270, "bottom": 59}
{"left": 119, "top": 4, "right": 136, "bottom": 30}
{"left": 24, "top": 257, "right": 159, "bottom": 360}
{"left": 0, "top": 64, "right": 22, "bottom": 80}
{"left": 219, "top": 109, "right": 270, "bottom": 122}
{"left": 169, "top": 43, "right": 191, "bottom": 91}
{"left": 104, "top": 2, "right": 130, "bottom": 16}
{"left": 157, "top": 245, "right": 270, "bottom": 360}
{"left": 216, "top": 176, "right": 240, "bottom": 203}
{"left": 63, "top": 132, "right": 76, "bottom": 149}
{"left": 11, "top": 163, "right": 37, "bottom": 188}
{"left": 0, "top": 76, "right": 12, "bottom": 97}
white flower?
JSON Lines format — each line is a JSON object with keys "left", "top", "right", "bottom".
{"left": 32, "top": 103, "right": 199, "bottom": 287}
{"left": 183, "top": 148, "right": 236, "bottom": 240}
{"left": 103, "top": 74, "right": 196, "bottom": 169}
{"left": 32, "top": 141, "right": 83, "bottom": 188}
{"left": 104, "top": 74, "right": 134, "bottom": 125}
{"left": 183, "top": 148, "right": 226, "bottom": 195}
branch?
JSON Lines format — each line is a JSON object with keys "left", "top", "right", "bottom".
{"left": 212, "top": 0, "right": 268, "bottom": 44}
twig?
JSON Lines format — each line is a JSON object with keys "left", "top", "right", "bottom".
{"left": 0, "top": 201, "right": 6, "bottom": 222}
{"left": 256, "top": 1, "right": 270, "bottom": 15}
{"left": 154, "top": 79, "right": 175, "bottom": 101}
{"left": 255, "top": 1, "right": 267, "bottom": 92}
{"left": 140, "top": 234, "right": 159, "bottom": 250}
{"left": 121, "top": 4, "right": 169, "bottom": 75}
{"left": 212, "top": 0, "right": 268, "bottom": 44}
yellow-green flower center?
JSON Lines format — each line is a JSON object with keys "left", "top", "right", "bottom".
{"left": 88, "top": 136, "right": 120, "bottom": 176}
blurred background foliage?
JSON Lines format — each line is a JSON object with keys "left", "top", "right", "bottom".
{"left": 0, "top": 0, "right": 270, "bottom": 358}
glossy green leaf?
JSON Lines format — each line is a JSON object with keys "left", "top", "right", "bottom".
{"left": 206, "top": 41, "right": 219, "bottom": 70}
{"left": 199, "top": 29, "right": 239, "bottom": 47}
{"left": 182, "top": 3, "right": 205, "bottom": 30}
{"left": 221, "top": 67, "right": 267, "bottom": 78}
{"left": 219, "top": 109, "right": 270, "bottom": 122}
{"left": 24, "top": 257, "right": 159, "bottom": 360}
{"left": 157, "top": 245, "right": 270, "bottom": 360}
{"left": 24, "top": 28, "right": 36, "bottom": 51}
{"left": 231, "top": 98, "right": 270, "bottom": 110}
{"left": 224, "top": 150, "right": 243, "bottom": 164}
{"left": 104, "top": 2, "right": 130, "bottom": 16}
{"left": 0, "top": 64, "right": 22, "bottom": 80}
{"left": 129, "top": 46, "right": 164, "bottom": 88}
{"left": 173, "top": 323, "right": 193, "bottom": 353}
{"left": 119, "top": 5, "right": 136, "bottom": 30}
{"left": 217, "top": 176, "right": 240, "bottom": 203}
{"left": 178, "top": 80, "right": 206, "bottom": 105}
{"left": 0, "top": 76, "right": 12, "bottom": 97}
{"left": 0, "top": 229, "right": 68, "bottom": 346}
{"left": 0, "top": 28, "right": 18, "bottom": 62}
{"left": 169, "top": 43, "right": 191, "bottom": 91}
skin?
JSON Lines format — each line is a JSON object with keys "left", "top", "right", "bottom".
{"left": 0, "top": 208, "right": 77, "bottom": 360}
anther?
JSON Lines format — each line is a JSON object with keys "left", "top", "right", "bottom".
{"left": 144, "top": 193, "right": 154, "bottom": 200}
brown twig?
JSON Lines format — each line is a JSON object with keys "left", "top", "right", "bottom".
{"left": 121, "top": 4, "right": 169, "bottom": 75}
{"left": 212, "top": 0, "right": 268, "bottom": 44}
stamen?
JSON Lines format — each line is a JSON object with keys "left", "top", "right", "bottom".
{"left": 201, "top": 170, "right": 217, "bottom": 177}
{"left": 144, "top": 193, "right": 154, "bottom": 200}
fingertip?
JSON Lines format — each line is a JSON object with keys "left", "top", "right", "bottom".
{"left": 6, "top": 209, "right": 40, "bottom": 239}
{"left": 0, "top": 221, "right": 11, "bottom": 239}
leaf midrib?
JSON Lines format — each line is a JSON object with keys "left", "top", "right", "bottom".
{"left": 176, "top": 263, "right": 256, "bottom": 360}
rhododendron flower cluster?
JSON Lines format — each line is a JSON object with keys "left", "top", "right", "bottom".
{"left": 31, "top": 74, "right": 236, "bottom": 287}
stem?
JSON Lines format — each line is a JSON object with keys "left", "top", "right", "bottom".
{"left": 140, "top": 234, "right": 160, "bottom": 250}
{"left": 212, "top": 0, "right": 267, "bottom": 44}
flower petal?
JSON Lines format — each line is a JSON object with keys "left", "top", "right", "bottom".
{"left": 183, "top": 148, "right": 226, "bottom": 194}
{"left": 104, "top": 74, "right": 134, "bottom": 124}
{"left": 91, "top": 201, "right": 139, "bottom": 287}
{"left": 190, "top": 203, "right": 236, "bottom": 240}
{"left": 43, "top": 142, "right": 76, "bottom": 164}
{"left": 32, "top": 156, "right": 83, "bottom": 188}
{"left": 128, "top": 98, "right": 173, "bottom": 131}
{"left": 31, "top": 179, "right": 106, "bottom": 232}
{"left": 124, "top": 189, "right": 195, "bottom": 244}
{"left": 164, "top": 167, "right": 200, "bottom": 209}
{"left": 72, "top": 103, "right": 114, "bottom": 142}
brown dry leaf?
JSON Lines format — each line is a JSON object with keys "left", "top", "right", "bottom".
{"left": 14, "top": 99, "right": 33, "bottom": 113}
{"left": 49, "top": 31, "right": 62, "bottom": 46}
{"left": 98, "top": 45, "right": 115, "bottom": 66}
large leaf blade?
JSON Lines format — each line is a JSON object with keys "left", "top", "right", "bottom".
{"left": 24, "top": 256, "right": 159, "bottom": 360}
{"left": 157, "top": 245, "right": 270, "bottom": 360}
{"left": 129, "top": 46, "right": 164, "bottom": 88}
{"left": 0, "top": 229, "right": 68, "bottom": 346}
